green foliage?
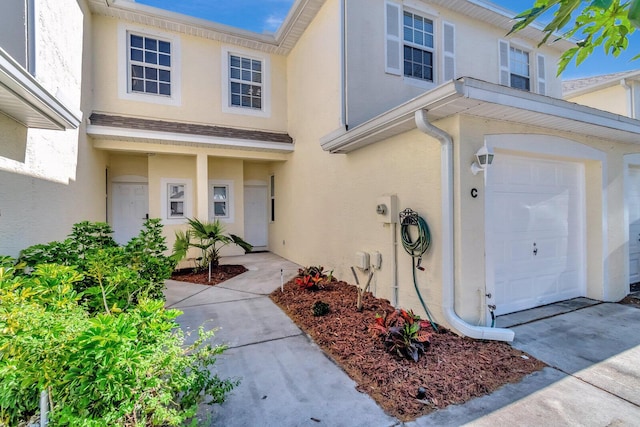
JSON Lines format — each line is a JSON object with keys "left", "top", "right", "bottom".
{"left": 0, "top": 263, "right": 237, "bottom": 426}
{"left": 312, "top": 301, "right": 330, "bottom": 317}
{"left": 172, "top": 218, "right": 252, "bottom": 271}
{"left": 295, "top": 266, "right": 331, "bottom": 290}
{"left": 370, "top": 309, "right": 434, "bottom": 362}
{"left": 509, "top": 0, "right": 640, "bottom": 74}
{"left": 18, "top": 219, "right": 175, "bottom": 314}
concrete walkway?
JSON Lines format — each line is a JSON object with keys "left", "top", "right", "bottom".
{"left": 165, "top": 253, "right": 640, "bottom": 426}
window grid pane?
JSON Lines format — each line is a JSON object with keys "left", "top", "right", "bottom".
{"left": 229, "top": 54, "right": 263, "bottom": 110}
{"left": 213, "top": 186, "right": 229, "bottom": 218}
{"left": 402, "top": 11, "right": 434, "bottom": 82}
{"left": 403, "top": 46, "right": 433, "bottom": 81}
{"left": 509, "top": 47, "right": 530, "bottom": 91}
{"left": 129, "top": 33, "right": 171, "bottom": 97}
{"left": 403, "top": 11, "right": 433, "bottom": 49}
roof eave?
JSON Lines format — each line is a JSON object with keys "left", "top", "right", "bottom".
{"left": 0, "top": 48, "right": 81, "bottom": 130}
{"left": 564, "top": 70, "right": 640, "bottom": 98}
{"left": 87, "top": 124, "right": 295, "bottom": 153}
{"left": 322, "top": 77, "right": 640, "bottom": 154}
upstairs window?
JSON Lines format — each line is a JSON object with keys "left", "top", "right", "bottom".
{"left": 129, "top": 33, "right": 171, "bottom": 96}
{"left": 509, "top": 46, "right": 530, "bottom": 91}
{"left": 403, "top": 11, "right": 434, "bottom": 82}
{"left": 499, "top": 40, "right": 545, "bottom": 94}
{"left": 222, "top": 47, "right": 270, "bottom": 117}
{"left": 386, "top": 3, "right": 454, "bottom": 84}
{"left": 229, "top": 54, "right": 263, "bottom": 110}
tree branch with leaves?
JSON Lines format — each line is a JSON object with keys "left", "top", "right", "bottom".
{"left": 509, "top": 0, "right": 640, "bottom": 74}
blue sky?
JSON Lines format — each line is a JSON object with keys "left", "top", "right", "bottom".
{"left": 135, "top": 0, "right": 640, "bottom": 79}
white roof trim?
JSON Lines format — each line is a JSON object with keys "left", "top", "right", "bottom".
{"left": 87, "top": 124, "right": 295, "bottom": 152}
{"left": 89, "top": 0, "right": 573, "bottom": 55}
{"left": 563, "top": 70, "right": 640, "bottom": 98}
{"left": 88, "top": 0, "right": 326, "bottom": 55}
{"left": 0, "top": 48, "right": 81, "bottom": 130}
{"left": 321, "top": 77, "right": 640, "bottom": 153}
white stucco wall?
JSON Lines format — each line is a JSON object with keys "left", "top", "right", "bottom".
{"left": 0, "top": 0, "right": 107, "bottom": 257}
{"left": 345, "top": 0, "right": 564, "bottom": 127}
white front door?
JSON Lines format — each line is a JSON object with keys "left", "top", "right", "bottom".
{"left": 112, "top": 183, "right": 149, "bottom": 245}
{"left": 486, "top": 154, "right": 586, "bottom": 316}
{"left": 628, "top": 167, "right": 640, "bottom": 284}
{"left": 244, "top": 185, "right": 268, "bottom": 248}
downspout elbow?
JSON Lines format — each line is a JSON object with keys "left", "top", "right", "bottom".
{"left": 414, "top": 110, "right": 514, "bottom": 342}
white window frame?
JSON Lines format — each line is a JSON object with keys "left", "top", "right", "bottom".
{"left": 209, "top": 180, "right": 235, "bottom": 223}
{"left": 118, "top": 23, "right": 181, "bottom": 106}
{"left": 221, "top": 46, "right": 271, "bottom": 118}
{"left": 509, "top": 45, "right": 531, "bottom": 91}
{"left": 160, "top": 178, "right": 192, "bottom": 224}
{"left": 402, "top": 8, "right": 436, "bottom": 83}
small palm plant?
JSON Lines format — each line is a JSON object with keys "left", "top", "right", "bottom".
{"left": 172, "top": 218, "right": 252, "bottom": 281}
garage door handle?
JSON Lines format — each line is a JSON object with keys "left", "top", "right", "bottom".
{"left": 533, "top": 243, "right": 538, "bottom": 256}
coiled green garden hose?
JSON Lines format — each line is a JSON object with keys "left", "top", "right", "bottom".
{"left": 399, "top": 209, "right": 438, "bottom": 331}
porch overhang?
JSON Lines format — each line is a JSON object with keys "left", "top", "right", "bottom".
{"left": 88, "top": 113, "right": 294, "bottom": 155}
{"left": 0, "top": 48, "right": 81, "bottom": 130}
{"left": 321, "top": 77, "right": 640, "bottom": 154}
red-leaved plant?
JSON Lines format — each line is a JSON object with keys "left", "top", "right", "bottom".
{"left": 295, "top": 266, "right": 331, "bottom": 290}
{"left": 370, "top": 309, "right": 434, "bottom": 362}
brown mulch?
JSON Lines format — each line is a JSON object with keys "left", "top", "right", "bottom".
{"left": 620, "top": 295, "right": 640, "bottom": 308}
{"left": 170, "top": 264, "right": 247, "bottom": 285}
{"left": 270, "top": 279, "right": 545, "bottom": 422}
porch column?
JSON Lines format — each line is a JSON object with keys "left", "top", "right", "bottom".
{"left": 196, "top": 153, "right": 208, "bottom": 220}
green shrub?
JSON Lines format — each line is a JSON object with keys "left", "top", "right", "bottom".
{"left": 2, "top": 220, "right": 236, "bottom": 425}
{"left": 0, "top": 263, "right": 237, "bottom": 426}
{"left": 18, "top": 219, "right": 175, "bottom": 314}
{"left": 312, "top": 301, "right": 330, "bottom": 317}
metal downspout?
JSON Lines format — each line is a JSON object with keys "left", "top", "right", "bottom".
{"left": 414, "top": 109, "right": 514, "bottom": 342}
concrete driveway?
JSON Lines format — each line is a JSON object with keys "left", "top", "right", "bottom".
{"left": 165, "top": 253, "right": 640, "bottom": 426}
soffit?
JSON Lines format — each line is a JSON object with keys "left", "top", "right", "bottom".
{"left": 427, "top": 0, "right": 575, "bottom": 51}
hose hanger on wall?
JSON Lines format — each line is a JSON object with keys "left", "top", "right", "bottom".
{"left": 399, "top": 208, "right": 437, "bottom": 331}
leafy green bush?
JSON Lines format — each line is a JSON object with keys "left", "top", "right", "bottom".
{"left": 312, "top": 301, "right": 330, "bottom": 317}
{"left": 0, "top": 263, "right": 237, "bottom": 426}
{"left": 1, "top": 220, "right": 237, "bottom": 425}
{"left": 18, "top": 219, "right": 175, "bottom": 313}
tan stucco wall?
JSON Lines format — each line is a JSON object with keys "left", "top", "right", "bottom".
{"left": 567, "top": 85, "right": 628, "bottom": 117}
{"left": 91, "top": 15, "right": 288, "bottom": 132}
{"left": 0, "top": 0, "right": 108, "bottom": 257}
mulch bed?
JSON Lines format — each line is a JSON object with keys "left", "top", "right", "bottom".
{"left": 270, "top": 279, "right": 545, "bottom": 421}
{"left": 170, "top": 265, "right": 247, "bottom": 285}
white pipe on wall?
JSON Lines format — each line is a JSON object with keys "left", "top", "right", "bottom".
{"left": 414, "top": 109, "right": 515, "bottom": 342}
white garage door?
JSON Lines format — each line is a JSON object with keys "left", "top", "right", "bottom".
{"left": 628, "top": 167, "right": 640, "bottom": 285}
{"left": 485, "top": 154, "right": 586, "bottom": 316}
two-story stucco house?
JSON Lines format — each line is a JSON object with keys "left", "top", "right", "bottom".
{"left": 4, "top": 0, "right": 640, "bottom": 340}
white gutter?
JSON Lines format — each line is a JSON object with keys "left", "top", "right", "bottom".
{"left": 414, "top": 109, "right": 514, "bottom": 342}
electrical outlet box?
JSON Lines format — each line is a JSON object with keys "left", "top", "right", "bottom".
{"left": 371, "top": 251, "right": 382, "bottom": 269}
{"left": 376, "top": 195, "right": 398, "bottom": 223}
{"left": 355, "top": 251, "right": 370, "bottom": 271}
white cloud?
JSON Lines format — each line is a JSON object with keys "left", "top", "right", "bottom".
{"left": 264, "top": 14, "right": 284, "bottom": 32}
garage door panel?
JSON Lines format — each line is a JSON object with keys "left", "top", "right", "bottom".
{"left": 487, "top": 154, "right": 585, "bottom": 316}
